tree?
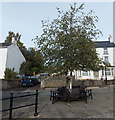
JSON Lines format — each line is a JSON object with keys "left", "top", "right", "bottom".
{"left": 4, "top": 31, "right": 27, "bottom": 56}
{"left": 4, "top": 68, "right": 17, "bottom": 79}
{"left": 5, "top": 31, "right": 14, "bottom": 43}
{"left": 20, "top": 61, "right": 32, "bottom": 76}
{"left": 5, "top": 31, "right": 44, "bottom": 75}
{"left": 20, "top": 48, "right": 44, "bottom": 75}
{"left": 34, "top": 3, "right": 102, "bottom": 75}
{"left": 5, "top": 31, "right": 21, "bottom": 45}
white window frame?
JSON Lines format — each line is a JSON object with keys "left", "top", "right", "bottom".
{"left": 82, "top": 71, "right": 88, "bottom": 76}
{"left": 103, "top": 48, "right": 109, "bottom": 55}
{"left": 106, "top": 68, "right": 111, "bottom": 76}
{"left": 104, "top": 56, "right": 109, "bottom": 63}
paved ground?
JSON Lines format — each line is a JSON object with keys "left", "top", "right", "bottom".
{"left": 1, "top": 85, "right": 114, "bottom": 119}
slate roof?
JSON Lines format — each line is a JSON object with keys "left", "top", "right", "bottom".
{"left": 94, "top": 41, "right": 115, "bottom": 48}
{"left": 0, "top": 43, "right": 12, "bottom": 48}
{"left": 1, "top": 41, "right": 115, "bottom": 48}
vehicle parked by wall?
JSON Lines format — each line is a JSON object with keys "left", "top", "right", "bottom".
{"left": 40, "top": 73, "right": 49, "bottom": 79}
{"left": 21, "top": 76, "right": 40, "bottom": 87}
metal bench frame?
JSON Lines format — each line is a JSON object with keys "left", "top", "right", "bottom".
{"left": 50, "top": 87, "right": 92, "bottom": 104}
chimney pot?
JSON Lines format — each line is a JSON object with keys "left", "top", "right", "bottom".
{"left": 12, "top": 37, "right": 17, "bottom": 45}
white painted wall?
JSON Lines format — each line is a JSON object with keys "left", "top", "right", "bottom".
{"left": 113, "top": 47, "right": 115, "bottom": 78}
{"left": 96, "top": 47, "right": 114, "bottom": 65}
{"left": 6, "top": 44, "right": 26, "bottom": 73}
{"left": 113, "top": 48, "right": 115, "bottom": 66}
{"left": 0, "top": 48, "right": 7, "bottom": 79}
{"left": 96, "top": 48, "right": 103, "bottom": 60}
{"left": 0, "top": 44, "right": 26, "bottom": 79}
{"left": 73, "top": 46, "right": 115, "bottom": 80}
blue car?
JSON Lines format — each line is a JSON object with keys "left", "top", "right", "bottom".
{"left": 21, "top": 76, "right": 40, "bottom": 87}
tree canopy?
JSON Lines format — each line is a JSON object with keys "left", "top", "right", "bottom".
{"left": 20, "top": 47, "right": 44, "bottom": 75}
{"left": 4, "top": 31, "right": 44, "bottom": 75}
{"left": 34, "top": 3, "right": 102, "bottom": 75}
{"left": 4, "top": 31, "right": 27, "bottom": 56}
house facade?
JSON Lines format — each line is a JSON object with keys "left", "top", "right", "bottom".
{"left": 0, "top": 40, "right": 26, "bottom": 79}
{"left": 72, "top": 35, "right": 115, "bottom": 80}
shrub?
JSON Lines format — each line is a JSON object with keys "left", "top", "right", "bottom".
{"left": 4, "top": 68, "right": 17, "bottom": 79}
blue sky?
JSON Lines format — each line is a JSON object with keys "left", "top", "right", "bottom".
{"left": 1, "top": 2, "right": 113, "bottom": 48}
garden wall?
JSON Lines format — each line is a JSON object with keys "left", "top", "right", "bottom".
{"left": 41, "top": 76, "right": 115, "bottom": 88}
{"left": 0, "top": 79, "right": 21, "bottom": 90}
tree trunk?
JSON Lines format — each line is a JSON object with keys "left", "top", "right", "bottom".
{"left": 70, "top": 71, "right": 73, "bottom": 90}
{"left": 70, "top": 71, "right": 72, "bottom": 76}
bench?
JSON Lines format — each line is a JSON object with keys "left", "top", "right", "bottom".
{"left": 85, "top": 89, "right": 93, "bottom": 99}
{"left": 50, "top": 86, "right": 90, "bottom": 104}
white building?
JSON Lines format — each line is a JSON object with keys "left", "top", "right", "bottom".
{"left": 0, "top": 40, "right": 26, "bottom": 79}
{"left": 72, "top": 35, "right": 115, "bottom": 80}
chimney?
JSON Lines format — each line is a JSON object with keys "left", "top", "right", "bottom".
{"left": 108, "top": 35, "right": 113, "bottom": 42}
{"left": 12, "top": 37, "right": 17, "bottom": 45}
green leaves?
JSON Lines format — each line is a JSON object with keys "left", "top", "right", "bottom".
{"left": 4, "top": 68, "right": 17, "bottom": 79}
{"left": 20, "top": 48, "right": 44, "bottom": 75}
{"left": 4, "top": 31, "right": 44, "bottom": 76}
{"left": 34, "top": 2, "right": 102, "bottom": 74}
{"left": 4, "top": 31, "right": 27, "bottom": 57}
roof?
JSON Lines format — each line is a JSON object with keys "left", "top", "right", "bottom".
{"left": 94, "top": 41, "right": 115, "bottom": 48}
{"left": 0, "top": 43, "right": 12, "bottom": 48}
{"left": 1, "top": 40, "right": 115, "bottom": 48}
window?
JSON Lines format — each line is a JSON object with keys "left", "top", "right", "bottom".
{"left": 103, "top": 48, "right": 108, "bottom": 54}
{"left": 111, "top": 68, "right": 113, "bottom": 75}
{"left": 102, "top": 68, "right": 112, "bottom": 76}
{"left": 104, "top": 56, "right": 109, "bottom": 63}
{"left": 93, "top": 71, "right": 99, "bottom": 78}
{"left": 82, "top": 71, "right": 88, "bottom": 76}
{"left": 106, "top": 68, "right": 111, "bottom": 76}
{"left": 79, "top": 70, "right": 82, "bottom": 77}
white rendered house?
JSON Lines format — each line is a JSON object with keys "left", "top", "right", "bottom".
{"left": 72, "top": 35, "right": 115, "bottom": 80}
{"left": 0, "top": 40, "right": 26, "bottom": 79}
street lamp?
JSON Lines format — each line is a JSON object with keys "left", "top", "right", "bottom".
{"left": 100, "top": 64, "right": 108, "bottom": 85}
{"left": 104, "top": 65, "right": 115, "bottom": 85}
{"left": 100, "top": 64, "right": 115, "bottom": 86}
{"left": 104, "top": 66, "right": 107, "bottom": 85}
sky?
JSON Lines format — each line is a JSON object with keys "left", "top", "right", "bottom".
{"left": 1, "top": 1, "right": 113, "bottom": 48}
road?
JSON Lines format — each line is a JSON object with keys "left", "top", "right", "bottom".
{"left": 1, "top": 85, "right": 50, "bottom": 119}
{"left": 1, "top": 85, "right": 114, "bottom": 119}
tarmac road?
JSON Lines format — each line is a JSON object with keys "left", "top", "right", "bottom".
{"left": 1, "top": 85, "right": 42, "bottom": 119}
{"left": 1, "top": 85, "right": 114, "bottom": 119}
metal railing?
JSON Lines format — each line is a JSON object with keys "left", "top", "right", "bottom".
{"left": 0, "top": 90, "right": 39, "bottom": 120}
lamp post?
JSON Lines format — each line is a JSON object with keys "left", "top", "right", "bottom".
{"left": 105, "top": 65, "right": 115, "bottom": 85}
{"left": 100, "top": 65, "right": 107, "bottom": 85}
{"left": 100, "top": 65, "right": 104, "bottom": 79}
{"left": 104, "top": 66, "right": 107, "bottom": 85}
{"left": 100, "top": 65, "right": 115, "bottom": 86}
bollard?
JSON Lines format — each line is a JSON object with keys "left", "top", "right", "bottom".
{"left": 34, "top": 90, "right": 38, "bottom": 116}
{"left": 9, "top": 92, "right": 13, "bottom": 120}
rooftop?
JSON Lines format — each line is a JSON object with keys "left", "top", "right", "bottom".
{"left": 0, "top": 43, "right": 12, "bottom": 48}
{"left": 94, "top": 41, "right": 115, "bottom": 48}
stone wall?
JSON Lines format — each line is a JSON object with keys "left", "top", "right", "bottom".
{"left": 0, "top": 79, "right": 21, "bottom": 90}
{"left": 41, "top": 76, "right": 115, "bottom": 88}
{"left": 41, "top": 76, "right": 66, "bottom": 88}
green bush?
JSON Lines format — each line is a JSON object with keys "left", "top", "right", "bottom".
{"left": 4, "top": 68, "right": 17, "bottom": 79}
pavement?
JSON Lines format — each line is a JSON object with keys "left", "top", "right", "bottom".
{"left": 1, "top": 85, "right": 115, "bottom": 119}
